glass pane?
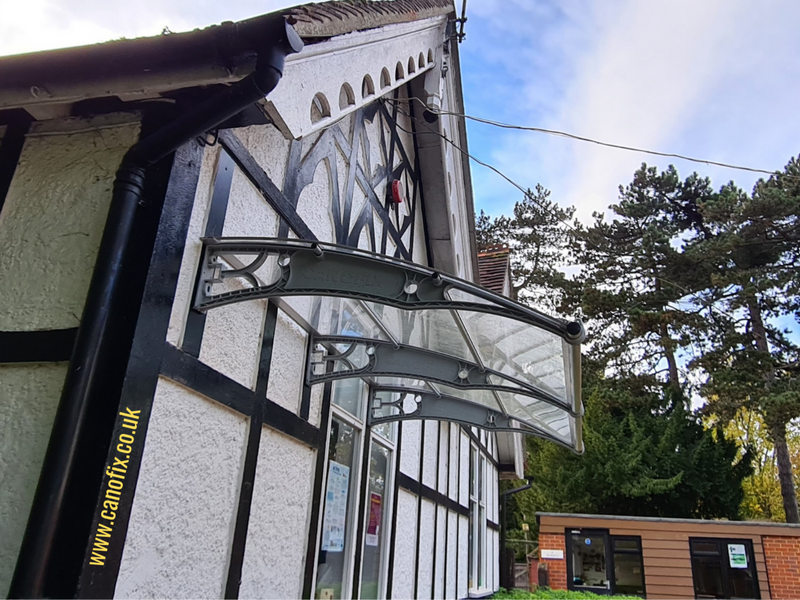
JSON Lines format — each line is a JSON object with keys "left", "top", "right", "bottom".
{"left": 691, "top": 540, "right": 721, "bottom": 554}
{"left": 613, "top": 552, "right": 645, "bottom": 596}
{"left": 692, "top": 555, "right": 724, "bottom": 598}
{"left": 728, "top": 563, "right": 757, "bottom": 599}
{"left": 315, "top": 419, "right": 359, "bottom": 600}
{"left": 469, "top": 500, "right": 477, "bottom": 589}
{"left": 359, "top": 443, "right": 391, "bottom": 600}
{"left": 332, "top": 377, "right": 364, "bottom": 420}
{"left": 613, "top": 538, "right": 641, "bottom": 552}
{"left": 570, "top": 534, "right": 608, "bottom": 589}
{"left": 478, "top": 504, "right": 486, "bottom": 587}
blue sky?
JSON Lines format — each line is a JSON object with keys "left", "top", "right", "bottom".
{"left": 2, "top": 0, "right": 799, "bottom": 224}
{"left": 460, "top": 0, "right": 800, "bottom": 223}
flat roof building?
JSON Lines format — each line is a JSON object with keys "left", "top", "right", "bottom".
{"left": 537, "top": 512, "right": 800, "bottom": 600}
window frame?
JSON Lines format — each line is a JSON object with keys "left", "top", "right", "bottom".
{"left": 468, "top": 441, "right": 490, "bottom": 595}
{"left": 354, "top": 418, "right": 397, "bottom": 600}
{"left": 688, "top": 537, "right": 760, "bottom": 600}
{"left": 565, "top": 529, "right": 646, "bottom": 598}
{"left": 312, "top": 378, "right": 398, "bottom": 600}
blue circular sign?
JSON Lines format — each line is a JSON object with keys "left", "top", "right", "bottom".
{"left": 584, "top": 538, "right": 591, "bottom": 545}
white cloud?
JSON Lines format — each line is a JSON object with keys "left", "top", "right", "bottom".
{"left": 0, "top": 0, "right": 296, "bottom": 57}
{"left": 464, "top": 0, "right": 800, "bottom": 224}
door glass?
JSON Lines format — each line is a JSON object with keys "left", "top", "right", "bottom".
{"left": 570, "top": 533, "right": 608, "bottom": 589}
{"left": 359, "top": 442, "right": 390, "bottom": 600}
{"left": 316, "top": 418, "right": 359, "bottom": 599}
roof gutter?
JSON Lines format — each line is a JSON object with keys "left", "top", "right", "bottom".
{"left": 8, "top": 18, "right": 302, "bottom": 599}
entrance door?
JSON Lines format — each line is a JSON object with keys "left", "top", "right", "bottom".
{"left": 690, "top": 538, "right": 760, "bottom": 599}
{"left": 567, "top": 530, "right": 612, "bottom": 595}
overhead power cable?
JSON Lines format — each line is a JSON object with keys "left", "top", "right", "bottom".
{"left": 381, "top": 100, "right": 733, "bottom": 318}
{"left": 385, "top": 97, "right": 798, "bottom": 180}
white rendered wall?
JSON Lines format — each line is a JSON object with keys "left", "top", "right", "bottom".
{"left": 457, "top": 515, "right": 469, "bottom": 599}
{"left": 421, "top": 420, "right": 438, "bottom": 489}
{"left": 433, "top": 504, "right": 447, "bottom": 600}
{"left": 0, "top": 114, "right": 140, "bottom": 331}
{"left": 445, "top": 510, "right": 458, "bottom": 599}
{"left": 0, "top": 114, "right": 140, "bottom": 598}
{"left": 115, "top": 378, "right": 247, "bottom": 598}
{"left": 0, "top": 364, "right": 68, "bottom": 596}
{"left": 416, "top": 498, "right": 436, "bottom": 598}
{"left": 391, "top": 490, "right": 418, "bottom": 599}
{"left": 239, "top": 428, "right": 316, "bottom": 599}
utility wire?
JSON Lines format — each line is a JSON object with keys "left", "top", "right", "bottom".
{"left": 382, "top": 99, "right": 731, "bottom": 317}
{"left": 385, "top": 97, "right": 798, "bottom": 180}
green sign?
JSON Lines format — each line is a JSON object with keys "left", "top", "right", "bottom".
{"left": 728, "top": 544, "right": 748, "bottom": 568}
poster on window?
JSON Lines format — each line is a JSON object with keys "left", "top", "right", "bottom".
{"left": 321, "top": 461, "right": 350, "bottom": 552}
{"left": 366, "top": 492, "right": 382, "bottom": 547}
{"left": 728, "top": 544, "right": 748, "bottom": 568}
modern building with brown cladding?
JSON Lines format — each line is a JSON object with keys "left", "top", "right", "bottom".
{"left": 536, "top": 512, "right": 800, "bottom": 599}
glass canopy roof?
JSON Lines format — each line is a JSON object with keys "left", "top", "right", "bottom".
{"left": 194, "top": 238, "right": 585, "bottom": 452}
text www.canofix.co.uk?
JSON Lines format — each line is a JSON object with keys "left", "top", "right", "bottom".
{"left": 89, "top": 407, "right": 140, "bottom": 566}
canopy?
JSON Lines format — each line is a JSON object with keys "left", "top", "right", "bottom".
{"left": 193, "top": 238, "right": 585, "bottom": 452}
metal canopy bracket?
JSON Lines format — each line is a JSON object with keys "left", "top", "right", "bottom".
{"left": 193, "top": 237, "right": 585, "bottom": 452}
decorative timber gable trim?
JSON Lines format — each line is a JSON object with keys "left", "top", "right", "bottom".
{"left": 286, "top": 0, "right": 455, "bottom": 39}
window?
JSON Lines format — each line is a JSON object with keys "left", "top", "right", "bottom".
{"left": 313, "top": 302, "right": 397, "bottom": 600}
{"left": 612, "top": 537, "right": 645, "bottom": 597}
{"left": 566, "top": 530, "right": 645, "bottom": 597}
{"left": 468, "top": 443, "right": 487, "bottom": 592}
{"left": 690, "top": 538, "right": 760, "bottom": 599}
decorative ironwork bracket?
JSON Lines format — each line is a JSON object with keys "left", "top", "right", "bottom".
{"left": 192, "top": 238, "right": 584, "bottom": 343}
{"left": 308, "top": 335, "right": 581, "bottom": 417}
{"left": 368, "top": 387, "right": 579, "bottom": 452}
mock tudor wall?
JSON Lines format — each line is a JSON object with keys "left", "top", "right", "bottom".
{"left": 112, "top": 45, "right": 498, "bottom": 600}
{"left": 0, "top": 114, "right": 141, "bottom": 597}
{"left": 0, "top": 14, "right": 500, "bottom": 599}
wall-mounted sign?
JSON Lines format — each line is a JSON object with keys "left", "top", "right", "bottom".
{"left": 365, "top": 492, "right": 382, "bottom": 547}
{"left": 321, "top": 461, "right": 350, "bottom": 552}
{"left": 728, "top": 544, "right": 748, "bottom": 569}
{"left": 541, "top": 549, "right": 564, "bottom": 560}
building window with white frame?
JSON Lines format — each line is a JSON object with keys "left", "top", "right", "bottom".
{"left": 469, "top": 442, "right": 488, "bottom": 593}
{"left": 312, "top": 310, "right": 397, "bottom": 600}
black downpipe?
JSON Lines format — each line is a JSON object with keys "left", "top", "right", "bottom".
{"left": 500, "top": 479, "right": 532, "bottom": 590}
{"left": 9, "top": 19, "right": 302, "bottom": 599}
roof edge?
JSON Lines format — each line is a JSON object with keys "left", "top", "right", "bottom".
{"left": 286, "top": 0, "right": 455, "bottom": 39}
{"left": 536, "top": 511, "right": 800, "bottom": 529}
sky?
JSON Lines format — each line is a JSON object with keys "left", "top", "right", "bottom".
{"left": 2, "top": 0, "right": 799, "bottom": 223}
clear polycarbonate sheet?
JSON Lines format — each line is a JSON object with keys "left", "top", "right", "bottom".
{"left": 303, "top": 300, "right": 580, "bottom": 449}
{"left": 197, "top": 239, "right": 584, "bottom": 450}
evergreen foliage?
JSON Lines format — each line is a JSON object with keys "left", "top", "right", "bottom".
{"left": 478, "top": 155, "right": 800, "bottom": 526}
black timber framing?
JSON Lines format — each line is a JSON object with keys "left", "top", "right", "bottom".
{"left": 385, "top": 422, "right": 403, "bottom": 599}
{"left": 218, "top": 129, "right": 316, "bottom": 241}
{"left": 76, "top": 137, "right": 204, "bottom": 598}
{"left": 0, "top": 328, "right": 78, "bottom": 363}
{"left": 398, "top": 472, "right": 468, "bottom": 519}
{"left": 301, "top": 380, "right": 334, "bottom": 599}
{"left": 160, "top": 342, "right": 320, "bottom": 448}
{"left": 182, "top": 149, "right": 235, "bottom": 357}
{"left": 224, "top": 301, "right": 277, "bottom": 598}
{"left": 0, "top": 119, "right": 30, "bottom": 217}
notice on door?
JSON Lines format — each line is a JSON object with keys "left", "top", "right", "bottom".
{"left": 366, "top": 492, "right": 382, "bottom": 547}
{"left": 728, "top": 544, "right": 748, "bottom": 569}
{"left": 321, "top": 461, "right": 350, "bottom": 552}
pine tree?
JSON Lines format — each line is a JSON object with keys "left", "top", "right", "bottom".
{"left": 689, "top": 156, "right": 800, "bottom": 522}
